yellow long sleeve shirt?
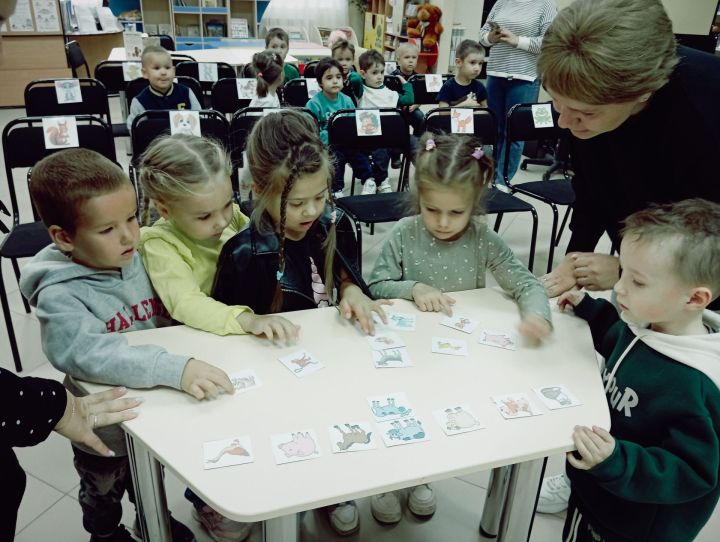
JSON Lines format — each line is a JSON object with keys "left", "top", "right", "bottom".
{"left": 139, "top": 204, "right": 251, "bottom": 335}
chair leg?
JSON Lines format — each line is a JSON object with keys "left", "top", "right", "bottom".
{"left": 0, "top": 261, "right": 23, "bottom": 372}
{"left": 493, "top": 213, "right": 504, "bottom": 233}
{"left": 546, "top": 204, "right": 559, "bottom": 274}
{"left": 527, "top": 209, "right": 539, "bottom": 274}
{"left": 555, "top": 206, "right": 571, "bottom": 247}
{"left": 10, "top": 258, "right": 31, "bottom": 314}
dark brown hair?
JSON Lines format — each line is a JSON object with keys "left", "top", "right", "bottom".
{"left": 358, "top": 49, "right": 385, "bottom": 71}
{"left": 248, "top": 50, "right": 284, "bottom": 98}
{"left": 330, "top": 38, "right": 355, "bottom": 57}
{"left": 265, "top": 27, "right": 289, "bottom": 47}
{"left": 455, "top": 39, "right": 484, "bottom": 61}
{"left": 315, "top": 57, "right": 343, "bottom": 84}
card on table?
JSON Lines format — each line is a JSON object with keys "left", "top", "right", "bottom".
{"left": 328, "top": 421, "right": 377, "bottom": 453}
{"left": 492, "top": 393, "right": 543, "bottom": 419}
{"left": 478, "top": 329, "right": 517, "bottom": 350}
{"left": 377, "top": 417, "right": 431, "bottom": 447}
{"left": 433, "top": 404, "right": 485, "bottom": 436}
{"left": 533, "top": 385, "right": 582, "bottom": 410}
{"left": 278, "top": 350, "right": 324, "bottom": 378}
{"left": 367, "top": 392, "right": 414, "bottom": 422}
{"left": 203, "top": 436, "right": 254, "bottom": 470}
{"left": 381, "top": 312, "right": 417, "bottom": 332}
{"left": 440, "top": 315, "right": 478, "bottom": 334}
{"left": 372, "top": 347, "right": 413, "bottom": 368}
{"left": 228, "top": 369, "right": 262, "bottom": 394}
{"left": 431, "top": 337, "right": 468, "bottom": 356}
{"left": 271, "top": 430, "right": 321, "bottom": 464}
{"left": 367, "top": 331, "right": 406, "bottom": 351}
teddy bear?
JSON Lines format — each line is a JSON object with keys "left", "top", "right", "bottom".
{"left": 406, "top": 3, "right": 444, "bottom": 51}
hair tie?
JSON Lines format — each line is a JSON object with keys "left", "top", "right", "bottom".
{"left": 276, "top": 269, "right": 284, "bottom": 281}
{"left": 330, "top": 209, "right": 337, "bottom": 224}
{"left": 471, "top": 147, "right": 484, "bottom": 160}
{"left": 425, "top": 138, "right": 436, "bottom": 151}
{"left": 257, "top": 71, "right": 264, "bottom": 78}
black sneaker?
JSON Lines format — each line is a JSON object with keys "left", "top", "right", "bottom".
{"left": 89, "top": 525, "right": 136, "bottom": 542}
{"left": 132, "top": 515, "right": 196, "bottom": 542}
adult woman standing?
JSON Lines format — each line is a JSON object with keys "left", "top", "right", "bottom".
{"left": 479, "top": 0, "right": 557, "bottom": 191}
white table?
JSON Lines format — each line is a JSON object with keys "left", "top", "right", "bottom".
{"left": 108, "top": 46, "right": 300, "bottom": 67}
{"left": 81, "top": 289, "right": 609, "bottom": 542}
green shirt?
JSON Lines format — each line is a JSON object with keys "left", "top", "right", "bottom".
{"left": 306, "top": 90, "right": 356, "bottom": 144}
{"left": 284, "top": 63, "right": 300, "bottom": 82}
{"left": 367, "top": 215, "right": 551, "bottom": 322}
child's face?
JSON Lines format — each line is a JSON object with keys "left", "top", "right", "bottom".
{"left": 361, "top": 62, "right": 385, "bottom": 88}
{"left": 266, "top": 36, "right": 289, "bottom": 60}
{"left": 332, "top": 48, "right": 355, "bottom": 77}
{"left": 156, "top": 176, "right": 234, "bottom": 243}
{"left": 264, "top": 169, "right": 328, "bottom": 241}
{"left": 614, "top": 237, "right": 694, "bottom": 331}
{"left": 319, "top": 66, "right": 343, "bottom": 97}
{"left": 455, "top": 52, "right": 483, "bottom": 81}
{"left": 419, "top": 186, "right": 473, "bottom": 242}
{"left": 397, "top": 50, "right": 418, "bottom": 74}
{"left": 142, "top": 52, "right": 174, "bottom": 93}
{"left": 57, "top": 185, "right": 139, "bottom": 270}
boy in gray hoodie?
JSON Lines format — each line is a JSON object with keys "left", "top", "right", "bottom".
{"left": 19, "top": 148, "right": 233, "bottom": 542}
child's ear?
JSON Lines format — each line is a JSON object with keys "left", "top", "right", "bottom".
{"left": 687, "top": 287, "right": 712, "bottom": 311}
{"left": 48, "top": 225, "right": 75, "bottom": 253}
{"left": 154, "top": 200, "right": 172, "bottom": 219}
{"left": 141, "top": 66, "right": 149, "bottom": 79}
{"left": 454, "top": 57, "right": 462, "bottom": 67}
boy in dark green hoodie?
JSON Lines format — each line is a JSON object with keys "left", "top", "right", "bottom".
{"left": 557, "top": 198, "right": 720, "bottom": 542}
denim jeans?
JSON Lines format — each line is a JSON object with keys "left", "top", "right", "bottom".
{"left": 331, "top": 148, "right": 373, "bottom": 192}
{"left": 486, "top": 76, "right": 541, "bottom": 184}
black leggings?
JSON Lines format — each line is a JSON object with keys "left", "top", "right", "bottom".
{"left": 1, "top": 448, "right": 27, "bottom": 540}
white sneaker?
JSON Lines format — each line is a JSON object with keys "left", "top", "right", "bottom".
{"left": 325, "top": 501, "right": 359, "bottom": 536}
{"left": 192, "top": 505, "right": 252, "bottom": 541}
{"left": 536, "top": 473, "right": 571, "bottom": 514}
{"left": 361, "top": 178, "right": 377, "bottom": 195}
{"left": 407, "top": 484, "right": 436, "bottom": 518}
{"left": 370, "top": 492, "right": 402, "bottom": 524}
{"left": 494, "top": 181, "right": 512, "bottom": 194}
{"left": 377, "top": 180, "right": 392, "bottom": 193}
{"left": 332, "top": 190, "right": 344, "bottom": 200}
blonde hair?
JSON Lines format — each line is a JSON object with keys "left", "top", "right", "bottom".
{"left": 141, "top": 45, "right": 171, "bottom": 66}
{"left": 246, "top": 110, "right": 336, "bottom": 312}
{"left": 538, "top": 0, "right": 677, "bottom": 105}
{"left": 138, "top": 134, "right": 232, "bottom": 225}
{"left": 396, "top": 42, "right": 419, "bottom": 57}
{"left": 622, "top": 199, "right": 720, "bottom": 299}
{"left": 412, "top": 133, "right": 493, "bottom": 214}
{"left": 249, "top": 50, "right": 284, "bottom": 98}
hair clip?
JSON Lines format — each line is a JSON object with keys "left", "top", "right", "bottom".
{"left": 276, "top": 269, "right": 284, "bottom": 281}
{"left": 471, "top": 147, "right": 484, "bottom": 160}
{"left": 425, "top": 138, "right": 436, "bottom": 151}
{"left": 257, "top": 71, "right": 264, "bottom": 78}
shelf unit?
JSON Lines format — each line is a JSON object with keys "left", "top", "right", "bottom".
{"left": 110, "top": 0, "right": 145, "bottom": 32}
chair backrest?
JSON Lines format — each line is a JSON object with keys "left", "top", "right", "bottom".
{"left": 152, "top": 34, "right": 175, "bottom": 51}
{"left": 425, "top": 107, "right": 497, "bottom": 145}
{"left": 210, "top": 78, "right": 252, "bottom": 115}
{"left": 384, "top": 75, "right": 403, "bottom": 94}
{"left": 170, "top": 53, "right": 196, "bottom": 66}
{"left": 328, "top": 108, "right": 409, "bottom": 152}
{"left": 175, "top": 61, "right": 237, "bottom": 93}
{"left": 303, "top": 60, "right": 319, "bottom": 79}
{"left": 24, "top": 78, "right": 111, "bottom": 125}
{"left": 124, "top": 76, "right": 203, "bottom": 111}
{"left": 408, "top": 73, "right": 453, "bottom": 105}
{"left": 282, "top": 78, "right": 310, "bottom": 107}
{"left": 94, "top": 61, "right": 130, "bottom": 95}
{"left": 504, "top": 102, "right": 566, "bottom": 177}
{"left": 65, "top": 40, "right": 90, "bottom": 78}
{"left": 2, "top": 115, "right": 115, "bottom": 222}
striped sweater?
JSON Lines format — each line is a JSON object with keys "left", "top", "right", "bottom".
{"left": 478, "top": 0, "right": 557, "bottom": 81}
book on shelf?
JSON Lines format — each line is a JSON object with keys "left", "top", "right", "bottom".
{"left": 230, "top": 18, "right": 249, "bottom": 38}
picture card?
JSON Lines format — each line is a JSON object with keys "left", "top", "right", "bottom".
{"left": 384, "top": 61, "right": 397, "bottom": 75}
{"left": 271, "top": 430, "right": 321, "bottom": 464}
{"left": 450, "top": 108, "right": 474, "bottom": 134}
{"left": 356, "top": 109, "right": 382, "bottom": 136}
{"left": 199, "top": 62, "right": 219, "bottom": 82}
{"left": 42, "top": 117, "right": 79, "bottom": 149}
{"left": 478, "top": 329, "right": 517, "bottom": 350}
{"left": 123, "top": 30, "right": 144, "bottom": 60}
{"left": 236, "top": 78, "right": 257, "bottom": 99}
{"left": 533, "top": 385, "right": 582, "bottom": 410}
{"left": 367, "top": 331, "right": 406, "bottom": 351}
{"left": 306, "top": 78, "right": 320, "bottom": 99}
{"left": 433, "top": 404, "right": 485, "bottom": 436}
{"left": 492, "top": 393, "right": 543, "bottom": 419}
{"left": 531, "top": 103, "right": 554, "bottom": 128}
{"left": 228, "top": 369, "right": 262, "bottom": 395}
{"left": 431, "top": 337, "right": 468, "bottom": 356}
{"left": 169, "top": 110, "right": 201, "bottom": 137}
{"left": 367, "top": 392, "right": 414, "bottom": 422}
{"left": 55, "top": 79, "right": 82, "bottom": 104}
{"left": 385, "top": 312, "right": 417, "bottom": 331}
{"left": 203, "top": 436, "right": 254, "bottom": 470}
{"left": 440, "top": 315, "right": 478, "bottom": 334}
{"left": 278, "top": 350, "right": 325, "bottom": 378}
{"left": 122, "top": 61, "right": 142, "bottom": 81}
{"left": 328, "top": 421, "right": 377, "bottom": 453}
{"left": 377, "top": 417, "right": 430, "bottom": 447}
{"left": 372, "top": 347, "right": 413, "bottom": 368}
{"left": 425, "top": 73, "right": 443, "bottom": 92}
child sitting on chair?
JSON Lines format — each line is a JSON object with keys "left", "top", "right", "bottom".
{"left": 265, "top": 27, "right": 300, "bottom": 82}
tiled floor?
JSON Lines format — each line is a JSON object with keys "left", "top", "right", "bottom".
{"left": 2, "top": 101, "right": 719, "bottom": 541}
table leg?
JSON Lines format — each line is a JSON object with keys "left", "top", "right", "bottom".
{"left": 479, "top": 466, "right": 512, "bottom": 538}
{"left": 263, "top": 514, "right": 299, "bottom": 542}
{"left": 496, "top": 457, "right": 547, "bottom": 542}
{"left": 126, "top": 432, "right": 172, "bottom": 542}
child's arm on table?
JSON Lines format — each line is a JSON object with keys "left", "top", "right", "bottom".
{"left": 338, "top": 267, "right": 391, "bottom": 335}
{"left": 558, "top": 291, "right": 621, "bottom": 359}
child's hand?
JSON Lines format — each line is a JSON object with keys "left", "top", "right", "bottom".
{"left": 397, "top": 75, "right": 407, "bottom": 84}
{"left": 567, "top": 425, "right": 615, "bottom": 470}
{"left": 557, "top": 288, "right": 586, "bottom": 311}
{"left": 237, "top": 312, "right": 300, "bottom": 345}
{"left": 412, "top": 283, "right": 456, "bottom": 315}
{"left": 339, "top": 284, "right": 392, "bottom": 335}
{"left": 518, "top": 314, "right": 552, "bottom": 342}
{"left": 408, "top": 104, "right": 419, "bottom": 113}
{"left": 460, "top": 96, "right": 480, "bottom": 107}
{"left": 542, "top": 253, "right": 580, "bottom": 297}
{"left": 181, "top": 359, "right": 234, "bottom": 400}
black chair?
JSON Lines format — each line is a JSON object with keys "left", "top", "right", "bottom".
{"left": 282, "top": 78, "right": 310, "bottom": 107}
{"left": 65, "top": 40, "right": 90, "bottom": 78}
{"left": 1, "top": 115, "right": 116, "bottom": 372}
{"left": 175, "top": 61, "right": 237, "bottom": 95}
{"left": 384, "top": 74, "right": 404, "bottom": 93}
{"left": 504, "top": 103, "right": 575, "bottom": 272}
{"left": 170, "top": 53, "right": 196, "bottom": 66}
{"left": 93, "top": 60, "right": 127, "bottom": 96}
{"left": 408, "top": 73, "right": 452, "bottom": 105}
{"left": 210, "top": 78, "right": 253, "bottom": 115}
{"left": 302, "top": 60, "right": 319, "bottom": 79}
{"left": 424, "top": 107, "right": 539, "bottom": 272}
{"left": 152, "top": 34, "right": 176, "bottom": 51}
{"left": 24, "top": 78, "right": 112, "bottom": 127}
